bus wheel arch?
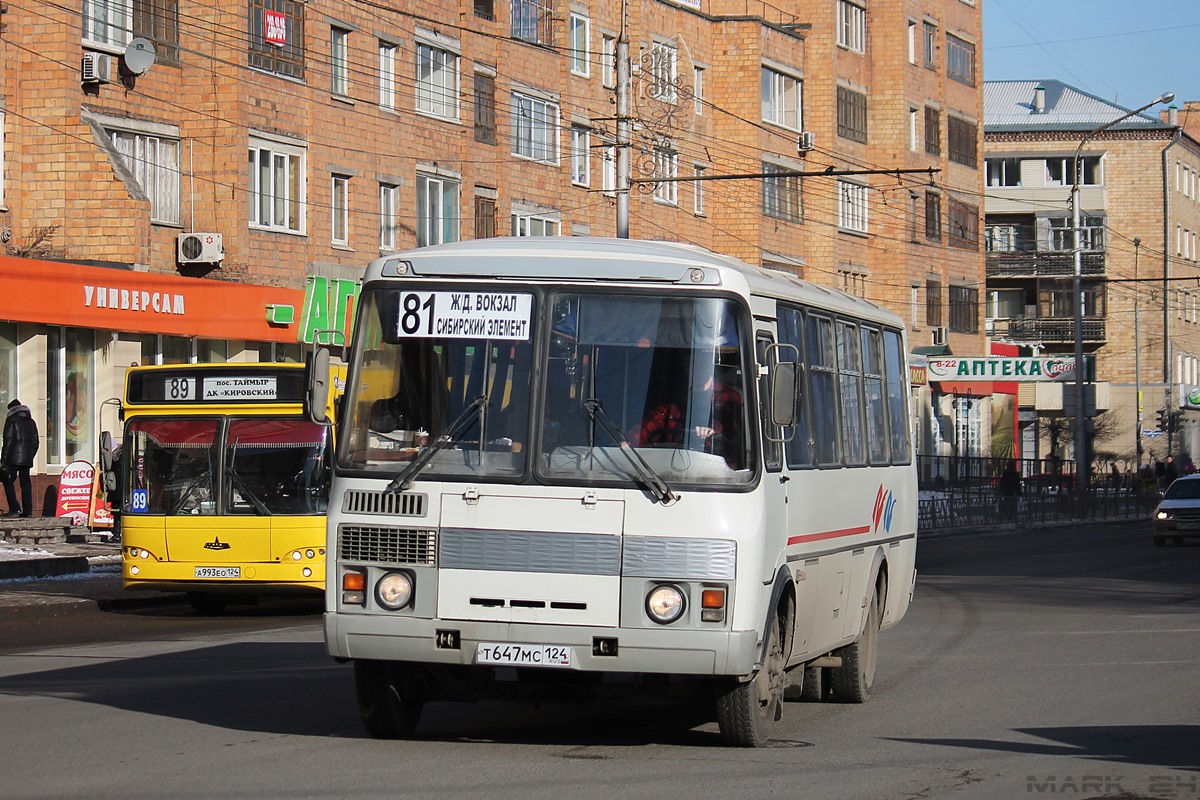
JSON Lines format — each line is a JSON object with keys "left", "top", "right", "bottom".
{"left": 829, "top": 562, "right": 886, "bottom": 704}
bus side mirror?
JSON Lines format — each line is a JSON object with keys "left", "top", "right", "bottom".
{"left": 308, "top": 347, "right": 332, "bottom": 425}
{"left": 770, "top": 362, "right": 798, "bottom": 427}
{"left": 98, "top": 430, "right": 118, "bottom": 493}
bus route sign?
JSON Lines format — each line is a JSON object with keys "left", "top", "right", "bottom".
{"left": 394, "top": 291, "right": 533, "bottom": 340}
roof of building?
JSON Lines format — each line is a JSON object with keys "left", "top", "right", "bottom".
{"left": 984, "top": 79, "right": 1175, "bottom": 133}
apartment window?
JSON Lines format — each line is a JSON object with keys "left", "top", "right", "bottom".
{"left": 601, "top": 34, "right": 616, "bottom": 88}
{"left": 249, "top": 136, "right": 305, "bottom": 233}
{"left": 473, "top": 73, "right": 497, "bottom": 144}
{"left": 924, "top": 106, "right": 940, "bottom": 156}
{"left": 379, "top": 42, "right": 397, "bottom": 109}
{"left": 837, "top": 0, "right": 865, "bottom": 53}
{"left": 331, "top": 27, "right": 349, "bottom": 95}
{"left": 910, "top": 285, "right": 920, "bottom": 329}
{"left": 512, "top": 0, "right": 553, "bottom": 45}
{"left": 133, "top": 0, "right": 180, "bottom": 63}
{"left": 907, "top": 20, "right": 917, "bottom": 64}
{"left": 331, "top": 174, "right": 350, "bottom": 245}
{"left": 926, "top": 280, "right": 943, "bottom": 327}
{"left": 416, "top": 41, "right": 459, "bottom": 119}
{"left": 923, "top": 21, "right": 937, "bottom": 68}
{"left": 838, "top": 180, "right": 868, "bottom": 233}
{"left": 694, "top": 66, "right": 706, "bottom": 115}
{"left": 1045, "top": 155, "right": 1102, "bottom": 186}
{"left": 84, "top": 0, "right": 132, "bottom": 48}
{"left": 925, "top": 192, "right": 941, "bottom": 241}
{"left": 839, "top": 268, "right": 867, "bottom": 298}
{"left": 379, "top": 183, "right": 398, "bottom": 251}
{"left": 653, "top": 141, "right": 678, "bottom": 205}
{"left": 474, "top": 0, "right": 494, "bottom": 20}
{"left": 571, "top": 126, "right": 590, "bottom": 186}
{"left": 601, "top": 144, "right": 616, "bottom": 195}
{"left": 110, "top": 129, "right": 181, "bottom": 225}
{"left": 947, "top": 35, "right": 975, "bottom": 86}
{"left": 249, "top": 0, "right": 305, "bottom": 80}
{"left": 650, "top": 41, "right": 678, "bottom": 102}
{"left": 763, "top": 162, "right": 802, "bottom": 222}
{"left": 762, "top": 67, "right": 802, "bottom": 131}
{"left": 947, "top": 197, "right": 979, "bottom": 249}
{"left": 985, "top": 157, "right": 1021, "bottom": 187}
{"left": 947, "top": 116, "right": 977, "bottom": 167}
{"left": 948, "top": 286, "right": 979, "bottom": 333}
{"left": 512, "top": 213, "right": 560, "bottom": 236}
{"left": 416, "top": 173, "right": 459, "bottom": 247}
{"left": 512, "top": 92, "right": 560, "bottom": 164}
{"left": 569, "top": 13, "right": 590, "bottom": 76}
{"left": 837, "top": 86, "right": 868, "bottom": 143}
{"left": 0, "top": 111, "right": 5, "bottom": 208}
{"left": 1049, "top": 215, "right": 1104, "bottom": 250}
{"left": 474, "top": 196, "right": 496, "bottom": 238}
{"left": 985, "top": 224, "right": 1019, "bottom": 252}
{"left": 909, "top": 192, "right": 919, "bottom": 241}
{"left": 909, "top": 107, "right": 919, "bottom": 151}
{"left": 694, "top": 166, "right": 706, "bottom": 215}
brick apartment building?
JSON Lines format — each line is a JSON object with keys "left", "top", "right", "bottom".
{"left": 0, "top": 0, "right": 983, "bottom": 499}
{"left": 984, "top": 80, "right": 1200, "bottom": 469}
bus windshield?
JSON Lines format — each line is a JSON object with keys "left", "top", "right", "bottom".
{"left": 126, "top": 417, "right": 329, "bottom": 515}
{"left": 340, "top": 287, "right": 753, "bottom": 487}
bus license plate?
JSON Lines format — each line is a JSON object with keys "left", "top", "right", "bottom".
{"left": 476, "top": 642, "right": 573, "bottom": 668}
{"left": 195, "top": 566, "right": 241, "bottom": 579}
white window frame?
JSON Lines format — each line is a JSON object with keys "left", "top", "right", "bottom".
{"left": 762, "top": 67, "right": 802, "bottom": 131}
{"left": 379, "top": 42, "right": 397, "bottom": 110}
{"left": 694, "top": 66, "right": 705, "bottom": 115}
{"left": 837, "top": 0, "right": 866, "bottom": 53}
{"left": 601, "top": 144, "right": 616, "bottom": 196}
{"left": 0, "top": 110, "right": 5, "bottom": 208}
{"left": 909, "top": 107, "right": 919, "bottom": 151}
{"left": 83, "top": 0, "right": 132, "bottom": 49}
{"left": 331, "top": 174, "right": 350, "bottom": 245}
{"left": 569, "top": 13, "right": 590, "bottom": 77}
{"left": 249, "top": 135, "right": 307, "bottom": 234}
{"left": 512, "top": 91, "right": 560, "bottom": 165}
{"left": 512, "top": 213, "right": 561, "bottom": 236}
{"left": 694, "top": 165, "right": 705, "bottom": 215}
{"left": 416, "top": 41, "right": 459, "bottom": 120}
{"left": 379, "top": 183, "right": 398, "bottom": 251}
{"left": 570, "top": 126, "right": 590, "bottom": 186}
{"left": 907, "top": 20, "right": 917, "bottom": 64}
{"left": 109, "top": 128, "right": 182, "bottom": 225}
{"left": 601, "top": 33, "right": 616, "bottom": 88}
{"left": 838, "top": 179, "right": 868, "bottom": 233}
{"left": 650, "top": 40, "right": 678, "bottom": 103}
{"left": 331, "top": 27, "right": 350, "bottom": 96}
{"left": 416, "top": 172, "right": 460, "bottom": 247}
{"left": 652, "top": 141, "right": 678, "bottom": 206}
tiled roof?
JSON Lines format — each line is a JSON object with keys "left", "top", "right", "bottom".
{"left": 984, "top": 79, "right": 1173, "bottom": 132}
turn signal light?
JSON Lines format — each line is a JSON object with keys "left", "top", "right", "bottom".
{"left": 701, "top": 587, "right": 726, "bottom": 623}
{"left": 342, "top": 570, "right": 366, "bottom": 606}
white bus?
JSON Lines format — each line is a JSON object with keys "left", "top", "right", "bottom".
{"left": 312, "top": 237, "right": 917, "bottom": 746}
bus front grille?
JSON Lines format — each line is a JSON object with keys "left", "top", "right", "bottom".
{"left": 339, "top": 524, "right": 437, "bottom": 565}
{"left": 342, "top": 489, "right": 428, "bottom": 517}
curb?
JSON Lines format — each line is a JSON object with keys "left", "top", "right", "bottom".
{"left": 0, "top": 556, "right": 90, "bottom": 581}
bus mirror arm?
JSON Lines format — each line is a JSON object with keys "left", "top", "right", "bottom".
{"left": 307, "top": 347, "right": 333, "bottom": 425}
{"left": 385, "top": 395, "right": 488, "bottom": 494}
{"left": 583, "top": 399, "right": 677, "bottom": 505}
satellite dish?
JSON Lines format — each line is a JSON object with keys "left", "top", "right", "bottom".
{"left": 123, "top": 38, "right": 157, "bottom": 76}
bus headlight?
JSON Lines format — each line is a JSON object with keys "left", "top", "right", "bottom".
{"left": 376, "top": 572, "right": 414, "bottom": 610}
{"left": 646, "top": 584, "right": 685, "bottom": 624}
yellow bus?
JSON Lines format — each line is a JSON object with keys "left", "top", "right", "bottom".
{"left": 114, "top": 362, "right": 338, "bottom": 613}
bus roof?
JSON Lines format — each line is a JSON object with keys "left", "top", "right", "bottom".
{"left": 366, "top": 237, "right": 903, "bottom": 329}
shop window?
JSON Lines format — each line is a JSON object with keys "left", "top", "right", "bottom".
{"left": 46, "top": 328, "right": 95, "bottom": 466}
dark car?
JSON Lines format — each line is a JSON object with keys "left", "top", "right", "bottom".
{"left": 1152, "top": 473, "right": 1200, "bottom": 546}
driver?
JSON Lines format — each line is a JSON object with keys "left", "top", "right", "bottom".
{"left": 628, "top": 365, "right": 744, "bottom": 465}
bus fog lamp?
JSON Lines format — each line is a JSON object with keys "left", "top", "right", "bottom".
{"left": 130, "top": 565, "right": 140, "bottom": 575}
{"left": 302, "top": 567, "right": 312, "bottom": 578}
{"left": 646, "top": 584, "right": 685, "bottom": 624}
{"left": 376, "top": 572, "right": 414, "bottom": 610}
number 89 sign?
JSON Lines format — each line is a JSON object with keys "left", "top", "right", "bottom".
{"left": 396, "top": 291, "right": 532, "bottom": 341}
{"left": 130, "top": 488, "right": 150, "bottom": 513}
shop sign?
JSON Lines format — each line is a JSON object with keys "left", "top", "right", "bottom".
{"left": 300, "top": 276, "right": 359, "bottom": 346}
{"left": 910, "top": 365, "right": 927, "bottom": 386}
{"left": 927, "top": 357, "right": 1078, "bottom": 382}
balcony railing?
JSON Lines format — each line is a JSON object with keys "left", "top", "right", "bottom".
{"left": 987, "top": 317, "right": 1106, "bottom": 343}
{"left": 986, "top": 250, "right": 1105, "bottom": 278}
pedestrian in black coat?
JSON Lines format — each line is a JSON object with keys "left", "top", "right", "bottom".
{"left": 2, "top": 399, "right": 39, "bottom": 517}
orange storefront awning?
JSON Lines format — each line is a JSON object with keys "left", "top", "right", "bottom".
{"left": 0, "top": 255, "right": 304, "bottom": 342}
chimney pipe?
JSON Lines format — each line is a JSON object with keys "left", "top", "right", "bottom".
{"left": 1033, "top": 85, "right": 1046, "bottom": 113}
{"left": 1169, "top": 105, "right": 1179, "bottom": 126}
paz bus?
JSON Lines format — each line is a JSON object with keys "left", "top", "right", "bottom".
{"left": 115, "top": 362, "right": 337, "bottom": 614}
{"left": 310, "top": 237, "right": 917, "bottom": 746}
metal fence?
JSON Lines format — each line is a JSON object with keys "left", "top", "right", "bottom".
{"left": 917, "top": 455, "right": 1160, "bottom": 532}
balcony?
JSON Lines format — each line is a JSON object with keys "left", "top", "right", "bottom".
{"left": 987, "top": 317, "right": 1106, "bottom": 344}
{"left": 986, "top": 250, "right": 1106, "bottom": 278}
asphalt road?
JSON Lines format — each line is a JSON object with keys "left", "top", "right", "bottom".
{"left": 0, "top": 521, "right": 1196, "bottom": 800}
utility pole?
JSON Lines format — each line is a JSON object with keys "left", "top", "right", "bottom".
{"left": 1134, "top": 236, "right": 1143, "bottom": 466}
{"left": 615, "top": 0, "right": 630, "bottom": 239}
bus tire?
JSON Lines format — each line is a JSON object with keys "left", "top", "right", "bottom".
{"left": 354, "top": 660, "right": 424, "bottom": 739}
{"left": 830, "top": 584, "right": 881, "bottom": 704}
{"left": 187, "top": 592, "right": 228, "bottom": 615}
{"left": 716, "top": 612, "right": 784, "bottom": 747}
{"left": 799, "top": 664, "right": 826, "bottom": 702}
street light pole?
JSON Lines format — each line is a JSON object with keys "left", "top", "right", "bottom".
{"left": 1134, "top": 236, "right": 1142, "bottom": 466}
{"left": 1071, "top": 91, "right": 1173, "bottom": 512}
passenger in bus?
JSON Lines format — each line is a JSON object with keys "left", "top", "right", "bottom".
{"left": 629, "top": 366, "right": 744, "bottom": 468}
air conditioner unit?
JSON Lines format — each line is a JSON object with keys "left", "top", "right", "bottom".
{"left": 932, "top": 326, "right": 949, "bottom": 346}
{"left": 177, "top": 232, "right": 224, "bottom": 264}
{"left": 797, "top": 131, "right": 815, "bottom": 153}
{"left": 81, "top": 52, "right": 112, "bottom": 84}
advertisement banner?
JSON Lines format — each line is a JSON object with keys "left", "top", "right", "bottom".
{"left": 56, "top": 460, "right": 95, "bottom": 526}
{"left": 927, "top": 357, "right": 1080, "bottom": 383}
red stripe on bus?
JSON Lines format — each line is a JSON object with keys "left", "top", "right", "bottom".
{"left": 787, "top": 525, "right": 872, "bottom": 546}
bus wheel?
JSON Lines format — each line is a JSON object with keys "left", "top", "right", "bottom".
{"left": 830, "top": 585, "right": 881, "bottom": 704}
{"left": 716, "top": 613, "right": 784, "bottom": 747}
{"left": 354, "top": 660, "right": 424, "bottom": 739}
{"left": 187, "top": 592, "right": 228, "bottom": 615}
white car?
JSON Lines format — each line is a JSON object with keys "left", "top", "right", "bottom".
{"left": 1152, "top": 473, "right": 1200, "bottom": 546}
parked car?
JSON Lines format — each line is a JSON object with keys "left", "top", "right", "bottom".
{"left": 1152, "top": 473, "right": 1200, "bottom": 546}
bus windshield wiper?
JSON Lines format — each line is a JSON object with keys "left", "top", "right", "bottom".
{"left": 226, "top": 438, "right": 271, "bottom": 515}
{"left": 583, "top": 398, "right": 677, "bottom": 505}
{"left": 386, "top": 395, "right": 488, "bottom": 494}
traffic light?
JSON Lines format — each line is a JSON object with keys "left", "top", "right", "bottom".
{"left": 1156, "top": 409, "right": 1168, "bottom": 431}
